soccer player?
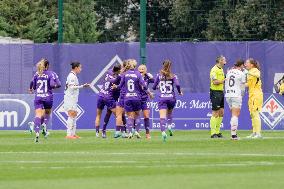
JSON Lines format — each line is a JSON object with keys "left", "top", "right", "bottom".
{"left": 245, "top": 58, "right": 263, "bottom": 139}
{"left": 116, "top": 59, "right": 151, "bottom": 139}
{"left": 113, "top": 60, "right": 130, "bottom": 138}
{"left": 138, "top": 64, "right": 154, "bottom": 139}
{"left": 279, "top": 80, "right": 284, "bottom": 95}
{"left": 63, "top": 62, "right": 89, "bottom": 139}
{"left": 209, "top": 55, "right": 226, "bottom": 138}
{"left": 30, "top": 59, "right": 61, "bottom": 142}
{"left": 95, "top": 64, "right": 121, "bottom": 138}
{"left": 152, "top": 60, "right": 182, "bottom": 141}
{"left": 225, "top": 59, "right": 246, "bottom": 140}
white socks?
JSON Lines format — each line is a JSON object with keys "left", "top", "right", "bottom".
{"left": 66, "top": 117, "right": 76, "bottom": 136}
{"left": 230, "top": 116, "right": 238, "bottom": 136}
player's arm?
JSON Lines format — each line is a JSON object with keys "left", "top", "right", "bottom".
{"left": 173, "top": 75, "right": 183, "bottom": 95}
{"left": 113, "top": 74, "right": 125, "bottom": 90}
{"left": 50, "top": 72, "right": 62, "bottom": 89}
{"left": 152, "top": 74, "right": 159, "bottom": 90}
{"left": 29, "top": 80, "right": 34, "bottom": 93}
{"left": 146, "top": 73, "right": 155, "bottom": 84}
{"left": 67, "top": 75, "right": 88, "bottom": 89}
{"left": 241, "top": 73, "right": 246, "bottom": 96}
{"left": 138, "top": 74, "right": 153, "bottom": 99}
{"left": 211, "top": 71, "right": 224, "bottom": 85}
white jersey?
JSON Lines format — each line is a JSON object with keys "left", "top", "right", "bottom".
{"left": 64, "top": 71, "right": 81, "bottom": 103}
{"left": 225, "top": 68, "right": 246, "bottom": 98}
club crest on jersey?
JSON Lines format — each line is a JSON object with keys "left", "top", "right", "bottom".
{"left": 54, "top": 101, "right": 84, "bottom": 127}
{"left": 90, "top": 55, "right": 123, "bottom": 93}
{"left": 260, "top": 95, "right": 284, "bottom": 129}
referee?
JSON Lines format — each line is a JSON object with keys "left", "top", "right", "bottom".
{"left": 209, "top": 55, "right": 226, "bottom": 138}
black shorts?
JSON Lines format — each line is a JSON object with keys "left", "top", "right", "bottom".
{"left": 210, "top": 89, "right": 224, "bottom": 111}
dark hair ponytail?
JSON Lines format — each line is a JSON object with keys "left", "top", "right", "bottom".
{"left": 70, "top": 61, "right": 81, "bottom": 69}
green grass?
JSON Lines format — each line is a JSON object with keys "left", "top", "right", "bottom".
{"left": 0, "top": 130, "right": 284, "bottom": 189}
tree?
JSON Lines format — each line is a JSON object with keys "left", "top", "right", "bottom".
{"left": 63, "top": 0, "right": 100, "bottom": 43}
{"left": 227, "top": 0, "right": 275, "bottom": 40}
{"left": 0, "top": 0, "right": 57, "bottom": 42}
{"left": 205, "top": 0, "right": 233, "bottom": 40}
{"left": 169, "top": 0, "right": 211, "bottom": 40}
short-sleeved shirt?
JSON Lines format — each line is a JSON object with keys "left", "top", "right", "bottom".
{"left": 152, "top": 73, "right": 181, "bottom": 101}
{"left": 64, "top": 71, "right": 80, "bottom": 103}
{"left": 32, "top": 70, "right": 60, "bottom": 101}
{"left": 225, "top": 68, "right": 246, "bottom": 98}
{"left": 118, "top": 69, "right": 147, "bottom": 101}
{"left": 98, "top": 70, "right": 117, "bottom": 100}
{"left": 210, "top": 65, "right": 225, "bottom": 91}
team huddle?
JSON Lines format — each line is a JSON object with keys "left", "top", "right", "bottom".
{"left": 29, "top": 58, "right": 182, "bottom": 142}
{"left": 28, "top": 56, "right": 264, "bottom": 143}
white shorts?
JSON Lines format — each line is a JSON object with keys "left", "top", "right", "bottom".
{"left": 226, "top": 97, "right": 242, "bottom": 109}
{"left": 63, "top": 99, "right": 78, "bottom": 112}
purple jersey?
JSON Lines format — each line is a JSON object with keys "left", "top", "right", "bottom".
{"left": 152, "top": 73, "right": 181, "bottom": 100}
{"left": 32, "top": 70, "right": 61, "bottom": 100}
{"left": 118, "top": 69, "right": 147, "bottom": 101}
{"left": 111, "top": 74, "right": 121, "bottom": 101}
{"left": 98, "top": 70, "right": 117, "bottom": 99}
{"left": 140, "top": 73, "right": 154, "bottom": 100}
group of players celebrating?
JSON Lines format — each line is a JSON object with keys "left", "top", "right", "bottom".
{"left": 29, "top": 58, "right": 182, "bottom": 142}
{"left": 29, "top": 55, "right": 266, "bottom": 143}
{"left": 210, "top": 56, "right": 264, "bottom": 140}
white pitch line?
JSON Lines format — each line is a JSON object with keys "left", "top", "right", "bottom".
{"left": 1, "top": 151, "right": 284, "bottom": 157}
{"left": 16, "top": 162, "right": 280, "bottom": 170}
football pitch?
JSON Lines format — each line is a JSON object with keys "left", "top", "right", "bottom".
{"left": 0, "top": 130, "right": 284, "bottom": 189}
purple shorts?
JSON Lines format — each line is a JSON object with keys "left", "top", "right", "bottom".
{"left": 34, "top": 99, "right": 53, "bottom": 110}
{"left": 141, "top": 98, "right": 150, "bottom": 111}
{"left": 124, "top": 99, "right": 141, "bottom": 112}
{"left": 97, "top": 96, "right": 116, "bottom": 110}
{"left": 158, "top": 99, "right": 176, "bottom": 110}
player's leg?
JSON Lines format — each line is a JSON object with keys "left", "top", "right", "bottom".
{"left": 34, "top": 108, "right": 45, "bottom": 142}
{"left": 95, "top": 108, "right": 103, "bottom": 137}
{"left": 42, "top": 107, "right": 52, "bottom": 138}
{"left": 249, "top": 96, "right": 263, "bottom": 139}
{"left": 158, "top": 100, "right": 168, "bottom": 141}
{"left": 141, "top": 99, "right": 151, "bottom": 138}
{"left": 215, "top": 93, "right": 224, "bottom": 138}
{"left": 209, "top": 91, "right": 219, "bottom": 138}
{"left": 33, "top": 99, "right": 44, "bottom": 142}
{"left": 95, "top": 97, "right": 106, "bottom": 137}
{"left": 230, "top": 97, "right": 241, "bottom": 140}
{"left": 66, "top": 110, "right": 78, "bottom": 139}
{"left": 166, "top": 99, "right": 176, "bottom": 136}
{"left": 114, "top": 105, "right": 124, "bottom": 138}
{"left": 101, "top": 109, "right": 112, "bottom": 138}
{"left": 126, "top": 111, "right": 135, "bottom": 139}
{"left": 159, "top": 109, "right": 168, "bottom": 142}
{"left": 133, "top": 111, "right": 142, "bottom": 139}
{"left": 143, "top": 109, "right": 151, "bottom": 139}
